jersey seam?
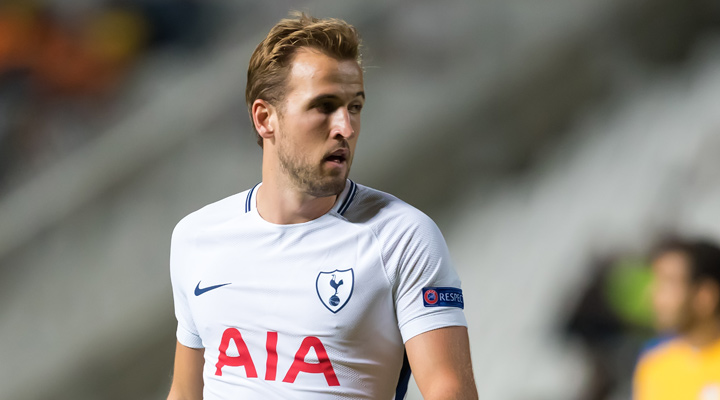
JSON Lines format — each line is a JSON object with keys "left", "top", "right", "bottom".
{"left": 330, "top": 187, "right": 395, "bottom": 289}
{"left": 327, "top": 215, "right": 394, "bottom": 288}
{"left": 367, "top": 224, "right": 395, "bottom": 289}
{"left": 343, "top": 218, "right": 396, "bottom": 292}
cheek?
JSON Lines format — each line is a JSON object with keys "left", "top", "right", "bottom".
{"left": 653, "top": 282, "right": 687, "bottom": 314}
{"left": 302, "top": 109, "right": 331, "bottom": 127}
{"left": 283, "top": 109, "right": 327, "bottom": 133}
{"left": 282, "top": 118, "right": 326, "bottom": 147}
{"left": 351, "top": 114, "right": 361, "bottom": 133}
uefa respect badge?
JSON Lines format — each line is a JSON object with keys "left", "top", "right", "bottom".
{"left": 422, "top": 287, "right": 464, "bottom": 309}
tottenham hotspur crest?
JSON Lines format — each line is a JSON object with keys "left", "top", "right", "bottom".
{"left": 316, "top": 269, "right": 354, "bottom": 313}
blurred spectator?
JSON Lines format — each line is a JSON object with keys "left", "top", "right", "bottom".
{"left": 633, "top": 238, "right": 720, "bottom": 400}
{"left": 0, "top": 0, "right": 215, "bottom": 192}
{"left": 131, "top": 0, "right": 211, "bottom": 50}
{"left": 565, "top": 255, "right": 654, "bottom": 400}
{"left": 0, "top": 0, "right": 148, "bottom": 97}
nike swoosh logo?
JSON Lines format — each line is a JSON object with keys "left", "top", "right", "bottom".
{"left": 194, "top": 281, "right": 231, "bottom": 296}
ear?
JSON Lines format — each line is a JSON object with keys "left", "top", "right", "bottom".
{"left": 694, "top": 280, "right": 720, "bottom": 319}
{"left": 252, "top": 99, "right": 278, "bottom": 142}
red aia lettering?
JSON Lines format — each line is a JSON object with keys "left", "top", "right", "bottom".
{"left": 282, "top": 336, "right": 340, "bottom": 386}
{"left": 215, "top": 328, "right": 258, "bottom": 377}
{"left": 265, "top": 331, "right": 278, "bottom": 381}
{"left": 214, "top": 329, "right": 339, "bottom": 386}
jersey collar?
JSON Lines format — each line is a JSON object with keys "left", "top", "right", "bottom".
{"left": 245, "top": 180, "right": 357, "bottom": 216}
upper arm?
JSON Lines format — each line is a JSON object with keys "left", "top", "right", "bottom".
{"left": 167, "top": 341, "right": 204, "bottom": 400}
{"left": 382, "top": 209, "right": 467, "bottom": 341}
{"left": 405, "top": 326, "right": 478, "bottom": 400}
{"left": 380, "top": 206, "right": 474, "bottom": 397}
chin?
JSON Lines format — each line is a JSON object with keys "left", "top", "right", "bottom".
{"left": 306, "top": 175, "right": 347, "bottom": 197}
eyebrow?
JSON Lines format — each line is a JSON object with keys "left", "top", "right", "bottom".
{"left": 309, "top": 92, "right": 365, "bottom": 103}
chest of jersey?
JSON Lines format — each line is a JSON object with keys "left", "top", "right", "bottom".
{"left": 185, "top": 216, "right": 405, "bottom": 396}
{"left": 639, "top": 344, "right": 720, "bottom": 400}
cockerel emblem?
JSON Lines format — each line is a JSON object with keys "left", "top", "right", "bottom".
{"left": 316, "top": 269, "right": 354, "bottom": 313}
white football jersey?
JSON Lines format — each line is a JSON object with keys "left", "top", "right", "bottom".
{"left": 170, "top": 180, "right": 467, "bottom": 399}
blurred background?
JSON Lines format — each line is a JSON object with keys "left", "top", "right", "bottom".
{"left": 1, "top": 0, "right": 720, "bottom": 399}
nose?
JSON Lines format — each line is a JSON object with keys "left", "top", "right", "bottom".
{"left": 330, "top": 107, "right": 354, "bottom": 139}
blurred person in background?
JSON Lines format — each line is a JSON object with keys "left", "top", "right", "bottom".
{"left": 166, "top": 12, "right": 477, "bottom": 400}
{"left": 0, "top": 0, "right": 147, "bottom": 188}
{"left": 0, "top": 0, "right": 215, "bottom": 192}
{"left": 565, "top": 255, "right": 654, "bottom": 400}
{"left": 633, "top": 238, "right": 720, "bottom": 400}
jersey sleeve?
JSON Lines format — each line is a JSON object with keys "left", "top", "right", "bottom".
{"left": 381, "top": 210, "right": 467, "bottom": 343}
{"left": 632, "top": 354, "right": 652, "bottom": 400}
{"left": 170, "top": 219, "right": 204, "bottom": 349}
{"left": 632, "top": 341, "right": 675, "bottom": 400}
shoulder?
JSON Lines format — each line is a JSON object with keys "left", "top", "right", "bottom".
{"left": 342, "top": 183, "right": 449, "bottom": 263}
{"left": 344, "top": 183, "right": 442, "bottom": 237}
{"left": 638, "top": 335, "right": 676, "bottom": 359}
{"left": 172, "top": 188, "right": 251, "bottom": 242}
{"left": 636, "top": 337, "right": 685, "bottom": 375}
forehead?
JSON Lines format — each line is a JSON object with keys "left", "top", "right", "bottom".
{"left": 285, "top": 48, "right": 363, "bottom": 98}
{"left": 653, "top": 251, "right": 691, "bottom": 280}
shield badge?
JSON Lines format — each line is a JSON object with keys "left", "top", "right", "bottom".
{"left": 316, "top": 268, "right": 354, "bottom": 313}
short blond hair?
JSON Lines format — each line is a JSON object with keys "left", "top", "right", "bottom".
{"left": 246, "top": 12, "right": 362, "bottom": 146}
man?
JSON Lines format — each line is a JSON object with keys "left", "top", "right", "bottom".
{"left": 633, "top": 238, "right": 720, "bottom": 400}
{"left": 167, "top": 13, "right": 477, "bottom": 400}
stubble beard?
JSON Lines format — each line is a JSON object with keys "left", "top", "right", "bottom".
{"left": 277, "top": 138, "right": 348, "bottom": 198}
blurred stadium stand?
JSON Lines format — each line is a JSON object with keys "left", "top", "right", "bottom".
{"left": 0, "top": 0, "right": 719, "bottom": 399}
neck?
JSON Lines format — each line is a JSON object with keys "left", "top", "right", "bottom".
{"left": 255, "top": 175, "right": 338, "bottom": 225}
{"left": 683, "top": 317, "right": 720, "bottom": 348}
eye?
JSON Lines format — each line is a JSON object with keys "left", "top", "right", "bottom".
{"left": 349, "top": 103, "right": 363, "bottom": 114}
{"left": 316, "top": 101, "right": 337, "bottom": 114}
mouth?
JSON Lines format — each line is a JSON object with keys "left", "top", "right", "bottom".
{"left": 323, "top": 148, "right": 349, "bottom": 166}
